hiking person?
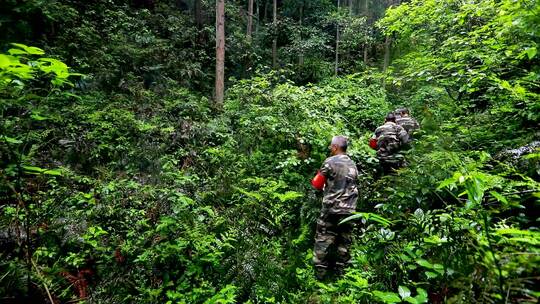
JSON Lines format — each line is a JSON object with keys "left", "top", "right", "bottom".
{"left": 310, "top": 136, "right": 358, "bottom": 280}
{"left": 395, "top": 107, "right": 420, "bottom": 139}
{"left": 374, "top": 113, "right": 409, "bottom": 174}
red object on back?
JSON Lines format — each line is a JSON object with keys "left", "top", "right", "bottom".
{"left": 369, "top": 138, "right": 378, "bottom": 149}
{"left": 311, "top": 171, "right": 326, "bottom": 190}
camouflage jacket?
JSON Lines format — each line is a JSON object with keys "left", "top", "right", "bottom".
{"left": 374, "top": 122, "right": 408, "bottom": 157}
{"left": 319, "top": 154, "right": 358, "bottom": 214}
{"left": 396, "top": 116, "right": 420, "bottom": 137}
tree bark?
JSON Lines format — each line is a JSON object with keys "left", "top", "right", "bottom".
{"left": 195, "top": 0, "right": 202, "bottom": 29}
{"left": 383, "top": 0, "right": 396, "bottom": 73}
{"left": 263, "top": 0, "right": 268, "bottom": 23}
{"left": 272, "top": 0, "right": 277, "bottom": 68}
{"left": 255, "top": 0, "right": 260, "bottom": 36}
{"left": 299, "top": 1, "right": 304, "bottom": 65}
{"left": 383, "top": 35, "right": 391, "bottom": 73}
{"left": 247, "top": 0, "right": 254, "bottom": 40}
{"left": 335, "top": 0, "right": 340, "bottom": 76}
{"left": 194, "top": 0, "right": 203, "bottom": 42}
{"left": 215, "top": 0, "right": 225, "bottom": 106}
{"left": 363, "top": 0, "right": 369, "bottom": 64}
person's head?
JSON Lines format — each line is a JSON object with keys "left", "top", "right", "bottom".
{"left": 385, "top": 112, "right": 396, "bottom": 123}
{"left": 396, "top": 107, "right": 410, "bottom": 117}
{"left": 329, "top": 135, "right": 348, "bottom": 155}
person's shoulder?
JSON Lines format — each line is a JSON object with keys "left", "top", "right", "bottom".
{"left": 324, "top": 155, "right": 340, "bottom": 162}
{"left": 325, "top": 154, "right": 349, "bottom": 163}
{"left": 396, "top": 117, "right": 412, "bottom": 123}
{"left": 378, "top": 122, "right": 394, "bottom": 128}
{"left": 334, "top": 154, "right": 355, "bottom": 163}
{"left": 395, "top": 123, "right": 406, "bottom": 131}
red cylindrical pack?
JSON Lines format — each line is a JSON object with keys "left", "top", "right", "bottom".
{"left": 311, "top": 171, "right": 326, "bottom": 190}
{"left": 369, "top": 138, "right": 378, "bottom": 149}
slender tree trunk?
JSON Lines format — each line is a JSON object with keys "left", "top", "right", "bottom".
{"left": 383, "top": 35, "right": 391, "bottom": 72}
{"left": 299, "top": 1, "right": 304, "bottom": 65}
{"left": 247, "top": 0, "right": 254, "bottom": 40}
{"left": 263, "top": 0, "right": 268, "bottom": 23}
{"left": 195, "top": 0, "right": 203, "bottom": 42}
{"left": 383, "top": 0, "right": 396, "bottom": 73}
{"left": 272, "top": 0, "right": 277, "bottom": 68}
{"left": 215, "top": 0, "right": 225, "bottom": 106}
{"left": 335, "top": 0, "right": 340, "bottom": 76}
{"left": 364, "top": 0, "right": 369, "bottom": 16}
{"left": 347, "top": 0, "right": 353, "bottom": 64}
{"left": 255, "top": 0, "right": 260, "bottom": 36}
{"left": 363, "top": 0, "right": 369, "bottom": 64}
{"left": 195, "top": 0, "right": 202, "bottom": 29}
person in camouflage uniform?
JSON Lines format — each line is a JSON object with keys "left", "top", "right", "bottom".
{"left": 374, "top": 113, "right": 409, "bottom": 173}
{"left": 313, "top": 136, "right": 358, "bottom": 280}
{"left": 395, "top": 107, "right": 420, "bottom": 140}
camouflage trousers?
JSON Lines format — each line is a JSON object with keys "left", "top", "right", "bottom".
{"left": 313, "top": 212, "right": 353, "bottom": 279}
{"left": 378, "top": 153, "right": 406, "bottom": 175}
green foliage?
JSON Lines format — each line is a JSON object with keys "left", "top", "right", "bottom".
{"left": 1, "top": 0, "right": 539, "bottom": 303}
{"left": 380, "top": 0, "right": 539, "bottom": 141}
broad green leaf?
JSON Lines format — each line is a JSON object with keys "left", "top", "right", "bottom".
{"left": 437, "top": 176, "right": 456, "bottom": 190}
{"left": 0, "top": 54, "right": 14, "bottom": 68}
{"left": 525, "top": 47, "right": 537, "bottom": 60}
{"left": 22, "top": 165, "right": 62, "bottom": 176}
{"left": 404, "top": 297, "right": 418, "bottom": 304}
{"left": 433, "top": 263, "right": 445, "bottom": 275}
{"left": 425, "top": 271, "right": 439, "bottom": 279}
{"left": 398, "top": 286, "right": 411, "bottom": 299}
{"left": 416, "top": 259, "right": 433, "bottom": 268}
{"left": 8, "top": 48, "right": 28, "bottom": 55}
{"left": 373, "top": 291, "right": 401, "bottom": 303}
{"left": 11, "top": 43, "right": 45, "bottom": 55}
{"left": 415, "top": 288, "right": 428, "bottom": 303}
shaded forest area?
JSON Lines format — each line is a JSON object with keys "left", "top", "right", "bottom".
{"left": 1, "top": 0, "right": 539, "bottom": 303}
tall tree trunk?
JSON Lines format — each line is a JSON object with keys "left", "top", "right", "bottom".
{"left": 383, "top": 0, "right": 396, "bottom": 73}
{"left": 383, "top": 35, "right": 391, "bottom": 73}
{"left": 335, "top": 0, "right": 340, "bottom": 76}
{"left": 298, "top": 1, "right": 304, "bottom": 65}
{"left": 263, "top": 0, "right": 268, "bottom": 23}
{"left": 195, "top": 0, "right": 202, "bottom": 29}
{"left": 215, "top": 0, "right": 225, "bottom": 106}
{"left": 272, "top": 0, "right": 277, "bottom": 68}
{"left": 255, "top": 0, "right": 260, "bottom": 36}
{"left": 363, "top": 0, "right": 369, "bottom": 65}
{"left": 195, "top": 0, "right": 203, "bottom": 42}
{"left": 247, "top": 0, "right": 254, "bottom": 40}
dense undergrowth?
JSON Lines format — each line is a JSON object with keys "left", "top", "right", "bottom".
{"left": 1, "top": 0, "right": 539, "bottom": 303}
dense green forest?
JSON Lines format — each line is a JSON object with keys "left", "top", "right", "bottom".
{"left": 1, "top": 0, "right": 539, "bottom": 303}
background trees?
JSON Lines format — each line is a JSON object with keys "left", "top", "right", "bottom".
{"left": 1, "top": 0, "right": 538, "bottom": 303}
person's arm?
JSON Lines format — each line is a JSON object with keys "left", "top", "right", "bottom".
{"left": 414, "top": 118, "right": 420, "bottom": 130}
{"left": 397, "top": 125, "right": 409, "bottom": 144}
{"left": 319, "top": 158, "right": 333, "bottom": 178}
{"left": 311, "top": 158, "right": 333, "bottom": 190}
